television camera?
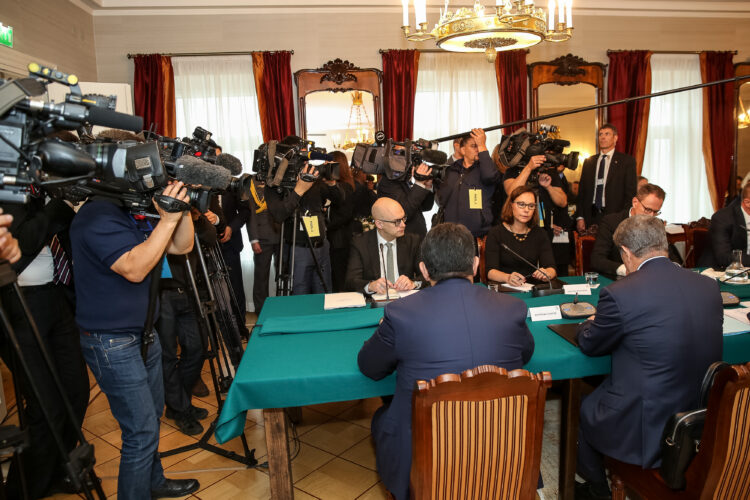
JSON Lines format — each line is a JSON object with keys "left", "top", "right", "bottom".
{"left": 252, "top": 135, "right": 339, "bottom": 190}
{"left": 498, "top": 125, "right": 579, "bottom": 184}
{"left": 350, "top": 131, "right": 449, "bottom": 182}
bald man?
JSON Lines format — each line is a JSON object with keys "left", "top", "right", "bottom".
{"left": 345, "top": 198, "right": 424, "bottom": 294}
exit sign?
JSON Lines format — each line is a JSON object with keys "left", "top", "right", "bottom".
{"left": 0, "top": 23, "right": 13, "bottom": 49}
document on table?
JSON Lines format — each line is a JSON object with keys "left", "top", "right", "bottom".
{"left": 323, "top": 292, "right": 367, "bottom": 310}
{"left": 552, "top": 231, "right": 570, "bottom": 244}
{"left": 665, "top": 224, "right": 685, "bottom": 235}
{"left": 529, "top": 305, "right": 563, "bottom": 322}
{"left": 502, "top": 283, "right": 535, "bottom": 292}
{"left": 723, "top": 309, "right": 750, "bottom": 336}
{"left": 562, "top": 284, "right": 592, "bottom": 295}
{"left": 371, "top": 289, "right": 420, "bottom": 301}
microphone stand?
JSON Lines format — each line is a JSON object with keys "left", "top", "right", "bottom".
{"left": 371, "top": 242, "right": 394, "bottom": 308}
{"left": 719, "top": 267, "right": 750, "bottom": 283}
{"left": 500, "top": 243, "right": 563, "bottom": 297}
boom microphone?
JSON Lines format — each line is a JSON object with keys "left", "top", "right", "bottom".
{"left": 215, "top": 153, "right": 243, "bottom": 175}
{"left": 169, "top": 155, "right": 232, "bottom": 189}
{"left": 302, "top": 150, "right": 334, "bottom": 162}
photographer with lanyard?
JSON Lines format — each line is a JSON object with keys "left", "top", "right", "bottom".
{"left": 70, "top": 181, "right": 199, "bottom": 500}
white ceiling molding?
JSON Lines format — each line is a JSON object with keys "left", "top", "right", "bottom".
{"left": 70, "top": 0, "right": 750, "bottom": 17}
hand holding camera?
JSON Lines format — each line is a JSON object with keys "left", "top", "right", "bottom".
{"left": 0, "top": 210, "right": 20, "bottom": 264}
{"left": 294, "top": 164, "right": 320, "bottom": 197}
{"left": 154, "top": 181, "right": 190, "bottom": 224}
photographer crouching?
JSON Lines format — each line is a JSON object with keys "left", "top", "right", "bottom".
{"left": 70, "top": 181, "right": 200, "bottom": 499}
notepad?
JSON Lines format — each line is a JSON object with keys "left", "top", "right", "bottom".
{"left": 323, "top": 292, "right": 367, "bottom": 310}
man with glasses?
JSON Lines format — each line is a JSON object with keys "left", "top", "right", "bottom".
{"left": 590, "top": 183, "right": 666, "bottom": 279}
{"left": 704, "top": 183, "right": 750, "bottom": 268}
{"left": 345, "top": 197, "right": 423, "bottom": 295}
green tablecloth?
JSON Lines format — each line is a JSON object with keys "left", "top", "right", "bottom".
{"left": 215, "top": 276, "right": 750, "bottom": 443}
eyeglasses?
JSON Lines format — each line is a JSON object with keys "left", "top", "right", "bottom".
{"left": 637, "top": 200, "right": 662, "bottom": 216}
{"left": 514, "top": 201, "right": 537, "bottom": 210}
{"left": 378, "top": 217, "right": 407, "bottom": 226}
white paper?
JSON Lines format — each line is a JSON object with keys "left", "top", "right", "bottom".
{"left": 323, "top": 292, "right": 367, "bottom": 310}
{"left": 502, "top": 283, "right": 535, "bottom": 292}
{"left": 665, "top": 224, "right": 685, "bottom": 235}
{"left": 529, "top": 305, "right": 563, "bottom": 322}
{"left": 589, "top": 284, "right": 600, "bottom": 289}
{"left": 724, "top": 307, "right": 750, "bottom": 325}
{"left": 398, "top": 289, "right": 420, "bottom": 298}
{"left": 371, "top": 289, "right": 400, "bottom": 301}
{"left": 701, "top": 268, "right": 725, "bottom": 279}
{"left": 552, "top": 230, "right": 570, "bottom": 244}
{"left": 741, "top": 301, "right": 750, "bottom": 308}
{"left": 723, "top": 314, "right": 750, "bottom": 336}
{"left": 563, "top": 284, "right": 592, "bottom": 295}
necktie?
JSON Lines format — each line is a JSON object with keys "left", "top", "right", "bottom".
{"left": 51, "top": 235, "right": 72, "bottom": 286}
{"left": 594, "top": 154, "right": 607, "bottom": 210}
{"left": 386, "top": 243, "right": 395, "bottom": 284}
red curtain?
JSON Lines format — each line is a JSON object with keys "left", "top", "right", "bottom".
{"left": 382, "top": 50, "right": 420, "bottom": 141}
{"left": 607, "top": 51, "right": 652, "bottom": 169}
{"left": 700, "top": 51, "right": 735, "bottom": 209}
{"left": 133, "top": 54, "right": 174, "bottom": 136}
{"left": 494, "top": 50, "right": 527, "bottom": 135}
{"left": 254, "top": 51, "right": 296, "bottom": 141}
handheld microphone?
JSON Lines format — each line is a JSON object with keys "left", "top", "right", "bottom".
{"left": 168, "top": 155, "right": 232, "bottom": 189}
{"left": 500, "top": 242, "right": 563, "bottom": 297}
{"left": 215, "top": 153, "right": 243, "bottom": 175}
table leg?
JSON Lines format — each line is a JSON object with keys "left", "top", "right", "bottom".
{"left": 559, "top": 378, "right": 582, "bottom": 500}
{"left": 263, "top": 408, "right": 294, "bottom": 499}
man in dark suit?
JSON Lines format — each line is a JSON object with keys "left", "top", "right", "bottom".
{"left": 575, "top": 215, "right": 723, "bottom": 500}
{"left": 590, "top": 183, "right": 666, "bottom": 279}
{"left": 247, "top": 178, "right": 279, "bottom": 312}
{"left": 345, "top": 197, "right": 422, "bottom": 294}
{"left": 575, "top": 124, "right": 637, "bottom": 232}
{"left": 358, "top": 223, "right": 534, "bottom": 500}
{"left": 705, "top": 183, "right": 750, "bottom": 268}
{"left": 218, "top": 191, "right": 251, "bottom": 332}
{"left": 376, "top": 163, "right": 434, "bottom": 240}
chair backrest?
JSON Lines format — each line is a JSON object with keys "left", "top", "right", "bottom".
{"left": 685, "top": 226, "right": 710, "bottom": 269}
{"left": 410, "top": 365, "right": 551, "bottom": 500}
{"left": 477, "top": 235, "right": 487, "bottom": 284}
{"left": 684, "top": 362, "right": 750, "bottom": 498}
{"left": 574, "top": 232, "right": 596, "bottom": 276}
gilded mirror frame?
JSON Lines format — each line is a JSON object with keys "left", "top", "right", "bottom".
{"left": 528, "top": 54, "right": 606, "bottom": 150}
{"left": 294, "top": 58, "right": 383, "bottom": 141}
{"left": 732, "top": 62, "right": 750, "bottom": 199}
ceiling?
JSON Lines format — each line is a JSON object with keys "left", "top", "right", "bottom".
{"left": 69, "top": 0, "right": 750, "bottom": 17}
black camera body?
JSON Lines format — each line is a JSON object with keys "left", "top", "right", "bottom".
{"left": 351, "top": 135, "right": 448, "bottom": 182}
{"left": 252, "top": 137, "right": 339, "bottom": 190}
{"left": 499, "top": 126, "right": 579, "bottom": 184}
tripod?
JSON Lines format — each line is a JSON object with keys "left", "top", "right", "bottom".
{"left": 275, "top": 208, "right": 329, "bottom": 296}
{"left": 0, "top": 261, "right": 105, "bottom": 500}
{"left": 159, "top": 234, "right": 256, "bottom": 467}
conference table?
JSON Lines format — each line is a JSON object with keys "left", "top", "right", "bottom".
{"left": 215, "top": 275, "right": 750, "bottom": 499}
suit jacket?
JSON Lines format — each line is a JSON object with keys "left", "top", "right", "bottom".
{"left": 358, "top": 278, "right": 534, "bottom": 499}
{"left": 576, "top": 151, "right": 637, "bottom": 226}
{"left": 344, "top": 230, "right": 422, "bottom": 292}
{"left": 590, "top": 208, "right": 629, "bottom": 278}
{"left": 376, "top": 177, "right": 434, "bottom": 240}
{"left": 219, "top": 192, "right": 251, "bottom": 254}
{"left": 576, "top": 257, "right": 723, "bottom": 468}
{"left": 705, "top": 199, "right": 750, "bottom": 268}
{"left": 246, "top": 186, "right": 280, "bottom": 247}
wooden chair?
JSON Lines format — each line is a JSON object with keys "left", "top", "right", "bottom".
{"left": 606, "top": 362, "right": 750, "bottom": 500}
{"left": 410, "top": 365, "right": 552, "bottom": 500}
{"left": 477, "top": 235, "right": 487, "bottom": 284}
{"left": 574, "top": 232, "right": 596, "bottom": 276}
{"left": 684, "top": 225, "right": 710, "bottom": 269}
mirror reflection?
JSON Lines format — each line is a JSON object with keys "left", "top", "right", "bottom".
{"left": 304, "top": 90, "right": 375, "bottom": 156}
{"left": 739, "top": 82, "right": 750, "bottom": 180}
{"left": 537, "top": 83, "right": 598, "bottom": 183}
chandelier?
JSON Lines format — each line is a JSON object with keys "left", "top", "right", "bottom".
{"left": 401, "top": 0, "right": 573, "bottom": 62}
{"left": 332, "top": 91, "right": 375, "bottom": 150}
{"left": 740, "top": 97, "right": 750, "bottom": 130}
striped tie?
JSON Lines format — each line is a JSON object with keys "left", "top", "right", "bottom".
{"left": 50, "top": 235, "right": 72, "bottom": 286}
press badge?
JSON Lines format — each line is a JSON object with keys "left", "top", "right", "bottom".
{"left": 302, "top": 215, "right": 320, "bottom": 237}
{"left": 469, "top": 189, "right": 482, "bottom": 209}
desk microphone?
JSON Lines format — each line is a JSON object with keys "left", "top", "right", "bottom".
{"left": 370, "top": 243, "right": 393, "bottom": 308}
{"left": 500, "top": 243, "right": 563, "bottom": 297}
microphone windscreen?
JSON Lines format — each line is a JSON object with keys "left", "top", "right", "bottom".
{"left": 96, "top": 129, "right": 143, "bottom": 142}
{"left": 86, "top": 106, "right": 143, "bottom": 132}
{"left": 215, "top": 153, "right": 243, "bottom": 175}
{"left": 172, "top": 155, "right": 232, "bottom": 189}
{"left": 421, "top": 149, "right": 448, "bottom": 165}
{"left": 304, "top": 150, "right": 334, "bottom": 162}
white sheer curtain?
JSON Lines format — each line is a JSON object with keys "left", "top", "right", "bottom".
{"left": 172, "top": 55, "right": 266, "bottom": 311}
{"left": 412, "top": 52, "right": 502, "bottom": 225}
{"left": 641, "top": 54, "right": 713, "bottom": 224}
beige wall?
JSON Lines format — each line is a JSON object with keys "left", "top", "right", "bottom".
{"left": 0, "top": 0, "right": 97, "bottom": 80}
{"left": 93, "top": 11, "right": 750, "bottom": 86}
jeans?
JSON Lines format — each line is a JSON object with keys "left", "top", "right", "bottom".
{"left": 80, "top": 330, "right": 166, "bottom": 500}
{"left": 287, "top": 240, "right": 332, "bottom": 295}
{"left": 156, "top": 288, "right": 204, "bottom": 414}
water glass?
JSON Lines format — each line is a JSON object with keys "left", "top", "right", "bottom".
{"left": 585, "top": 272, "right": 599, "bottom": 286}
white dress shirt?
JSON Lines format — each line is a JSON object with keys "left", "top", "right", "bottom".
{"left": 592, "top": 150, "right": 614, "bottom": 207}
{"left": 364, "top": 231, "right": 400, "bottom": 294}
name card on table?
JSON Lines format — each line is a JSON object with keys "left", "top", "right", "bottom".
{"left": 562, "top": 284, "right": 592, "bottom": 295}
{"left": 529, "top": 305, "right": 563, "bottom": 322}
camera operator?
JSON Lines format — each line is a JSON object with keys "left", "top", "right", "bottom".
{"left": 70, "top": 181, "right": 199, "bottom": 499}
{"left": 376, "top": 162, "right": 434, "bottom": 241}
{"left": 436, "top": 128, "right": 501, "bottom": 238}
{"left": 266, "top": 162, "right": 341, "bottom": 295}
{"left": 0, "top": 194, "right": 88, "bottom": 499}
{"left": 503, "top": 152, "right": 568, "bottom": 231}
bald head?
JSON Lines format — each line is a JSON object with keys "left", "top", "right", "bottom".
{"left": 373, "top": 197, "right": 406, "bottom": 241}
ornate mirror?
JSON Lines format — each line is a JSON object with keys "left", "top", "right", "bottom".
{"left": 294, "top": 59, "right": 382, "bottom": 155}
{"left": 528, "top": 54, "right": 606, "bottom": 182}
{"left": 735, "top": 62, "right": 750, "bottom": 197}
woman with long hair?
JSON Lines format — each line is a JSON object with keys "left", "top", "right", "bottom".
{"left": 327, "top": 151, "right": 356, "bottom": 292}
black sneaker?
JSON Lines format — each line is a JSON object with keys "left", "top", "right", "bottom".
{"left": 169, "top": 410, "right": 203, "bottom": 436}
{"left": 189, "top": 404, "right": 209, "bottom": 420}
{"left": 151, "top": 478, "right": 200, "bottom": 498}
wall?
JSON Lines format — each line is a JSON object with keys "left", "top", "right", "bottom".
{"left": 93, "top": 11, "right": 750, "bottom": 86}
{"left": 0, "top": 0, "right": 97, "bottom": 80}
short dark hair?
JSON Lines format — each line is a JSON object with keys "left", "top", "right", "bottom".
{"left": 600, "top": 123, "right": 619, "bottom": 136}
{"left": 459, "top": 135, "right": 473, "bottom": 147}
{"left": 420, "top": 223, "right": 475, "bottom": 282}
{"left": 636, "top": 183, "right": 666, "bottom": 201}
{"left": 637, "top": 175, "right": 648, "bottom": 183}
{"left": 613, "top": 214, "right": 668, "bottom": 258}
{"left": 501, "top": 185, "right": 539, "bottom": 227}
